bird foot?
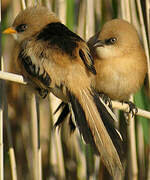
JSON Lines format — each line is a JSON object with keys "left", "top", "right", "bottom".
{"left": 37, "top": 88, "right": 49, "bottom": 98}
{"left": 99, "top": 93, "right": 112, "bottom": 110}
{"left": 122, "top": 101, "right": 138, "bottom": 117}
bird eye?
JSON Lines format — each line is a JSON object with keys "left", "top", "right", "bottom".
{"left": 105, "top": 37, "right": 117, "bottom": 45}
{"left": 16, "top": 24, "right": 27, "bottom": 33}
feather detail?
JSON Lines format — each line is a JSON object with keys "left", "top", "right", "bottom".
{"left": 79, "top": 47, "right": 96, "bottom": 75}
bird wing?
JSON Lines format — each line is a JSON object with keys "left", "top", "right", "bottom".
{"left": 18, "top": 41, "right": 51, "bottom": 98}
{"left": 78, "top": 43, "right": 96, "bottom": 75}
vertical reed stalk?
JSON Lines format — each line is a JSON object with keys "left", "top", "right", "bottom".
{"left": 127, "top": 96, "right": 138, "bottom": 180}
{"left": 20, "top": 0, "right": 26, "bottom": 10}
{"left": 147, "top": 152, "right": 150, "bottom": 180}
{"left": 121, "top": 1, "right": 139, "bottom": 179}
{"left": 85, "top": 0, "right": 95, "bottom": 40}
{"left": 0, "top": 58, "right": 4, "bottom": 180}
{"left": 137, "top": 121, "right": 145, "bottom": 179}
{"left": 136, "top": 0, "right": 150, "bottom": 88}
{"left": 49, "top": 94, "right": 66, "bottom": 179}
{"left": 3, "top": 64, "right": 18, "bottom": 179}
{"left": 145, "top": 0, "right": 150, "bottom": 44}
{"left": 29, "top": 94, "right": 42, "bottom": 180}
{"left": 77, "top": 0, "right": 86, "bottom": 38}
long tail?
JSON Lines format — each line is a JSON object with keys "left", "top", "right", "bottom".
{"left": 68, "top": 88, "right": 124, "bottom": 177}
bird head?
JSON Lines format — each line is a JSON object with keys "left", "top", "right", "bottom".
{"left": 3, "top": 6, "right": 60, "bottom": 42}
{"left": 89, "top": 19, "right": 141, "bottom": 60}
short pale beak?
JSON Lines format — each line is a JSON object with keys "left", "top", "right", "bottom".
{"left": 93, "top": 40, "right": 104, "bottom": 48}
{"left": 3, "top": 27, "right": 17, "bottom": 34}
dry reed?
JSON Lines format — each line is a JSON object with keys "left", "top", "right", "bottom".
{"left": 1, "top": 0, "right": 150, "bottom": 180}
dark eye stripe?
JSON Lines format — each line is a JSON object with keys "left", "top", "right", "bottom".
{"left": 16, "top": 24, "right": 27, "bottom": 32}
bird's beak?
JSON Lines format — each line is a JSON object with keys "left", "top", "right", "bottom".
{"left": 93, "top": 40, "right": 104, "bottom": 48}
{"left": 3, "top": 27, "right": 17, "bottom": 34}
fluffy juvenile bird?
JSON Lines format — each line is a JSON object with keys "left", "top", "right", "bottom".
{"left": 3, "top": 6, "right": 124, "bottom": 177}
{"left": 88, "top": 19, "right": 147, "bottom": 101}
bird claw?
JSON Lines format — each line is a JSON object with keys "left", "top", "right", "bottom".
{"left": 122, "top": 101, "right": 138, "bottom": 117}
{"left": 99, "top": 93, "right": 113, "bottom": 110}
{"left": 37, "top": 88, "right": 49, "bottom": 98}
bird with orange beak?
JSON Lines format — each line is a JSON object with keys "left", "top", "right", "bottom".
{"left": 3, "top": 6, "right": 124, "bottom": 178}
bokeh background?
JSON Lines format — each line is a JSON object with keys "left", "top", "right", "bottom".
{"left": 1, "top": 0, "right": 150, "bottom": 180}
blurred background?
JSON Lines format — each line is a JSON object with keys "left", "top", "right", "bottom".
{"left": 1, "top": 0, "right": 150, "bottom": 180}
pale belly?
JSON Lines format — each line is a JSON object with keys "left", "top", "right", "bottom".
{"left": 95, "top": 70, "right": 140, "bottom": 101}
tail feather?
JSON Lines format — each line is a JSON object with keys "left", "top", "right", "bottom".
{"left": 54, "top": 102, "right": 70, "bottom": 128}
{"left": 68, "top": 88, "right": 124, "bottom": 177}
{"left": 92, "top": 92, "right": 125, "bottom": 162}
{"left": 68, "top": 92, "right": 99, "bottom": 154}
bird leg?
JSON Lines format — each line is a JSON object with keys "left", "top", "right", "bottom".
{"left": 122, "top": 101, "right": 138, "bottom": 117}
{"left": 36, "top": 88, "right": 49, "bottom": 98}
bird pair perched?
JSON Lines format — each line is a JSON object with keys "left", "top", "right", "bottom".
{"left": 3, "top": 6, "right": 147, "bottom": 178}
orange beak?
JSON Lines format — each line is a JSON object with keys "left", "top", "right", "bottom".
{"left": 3, "top": 27, "right": 17, "bottom": 34}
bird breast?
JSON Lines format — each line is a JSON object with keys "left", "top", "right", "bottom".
{"left": 94, "top": 54, "right": 147, "bottom": 101}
